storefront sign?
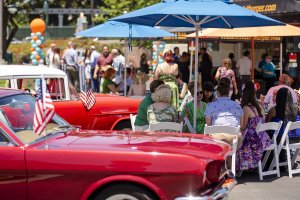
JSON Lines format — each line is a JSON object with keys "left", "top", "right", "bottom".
{"left": 233, "top": 0, "right": 300, "bottom": 14}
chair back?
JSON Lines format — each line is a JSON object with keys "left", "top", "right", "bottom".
{"left": 183, "top": 117, "right": 196, "bottom": 134}
{"left": 130, "top": 114, "right": 137, "bottom": 132}
{"left": 204, "top": 125, "right": 240, "bottom": 136}
{"left": 256, "top": 121, "right": 283, "bottom": 143}
{"left": 149, "top": 122, "right": 183, "bottom": 133}
{"left": 278, "top": 121, "right": 300, "bottom": 147}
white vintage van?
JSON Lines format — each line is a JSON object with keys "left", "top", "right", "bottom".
{"left": 0, "top": 65, "right": 72, "bottom": 100}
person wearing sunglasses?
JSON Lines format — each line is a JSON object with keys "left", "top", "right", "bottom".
{"left": 181, "top": 82, "right": 207, "bottom": 134}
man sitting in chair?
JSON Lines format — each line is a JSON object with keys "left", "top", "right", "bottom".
{"left": 204, "top": 77, "right": 243, "bottom": 147}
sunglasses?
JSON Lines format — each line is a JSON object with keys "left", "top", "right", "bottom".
{"left": 197, "top": 91, "right": 203, "bottom": 95}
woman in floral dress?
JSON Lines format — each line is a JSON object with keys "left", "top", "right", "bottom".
{"left": 215, "top": 57, "right": 238, "bottom": 98}
{"left": 154, "top": 49, "right": 179, "bottom": 110}
{"left": 237, "top": 81, "right": 271, "bottom": 172}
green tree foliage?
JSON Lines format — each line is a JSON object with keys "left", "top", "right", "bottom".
{"left": 94, "top": 0, "right": 160, "bottom": 23}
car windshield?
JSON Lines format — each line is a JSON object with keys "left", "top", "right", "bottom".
{"left": 0, "top": 93, "right": 71, "bottom": 144}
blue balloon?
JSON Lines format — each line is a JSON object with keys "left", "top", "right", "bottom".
{"left": 153, "top": 52, "right": 157, "bottom": 56}
{"left": 159, "top": 58, "right": 164, "bottom": 63}
{"left": 35, "top": 47, "right": 41, "bottom": 53}
{"left": 32, "top": 43, "right": 37, "bottom": 49}
{"left": 32, "top": 59, "right": 38, "bottom": 65}
{"left": 31, "top": 40, "right": 35, "bottom": 44}
{"left": 159, "top": 44, "right": 164, "bottom": 49}
{"left": 30, "top": 55, "right": 35, "bottom": 60}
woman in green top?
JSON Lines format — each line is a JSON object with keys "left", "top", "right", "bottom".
{"left": 134, "top": 80, "right": 165, "bottom": 131}
{"left": 154, "top": 49, "right": 179, "bottom": 110}
{"left": 181, "top": 82, "right": 207, "bottom": 134}
{"left": 101, "top": 67, "right": 119, "bottom": 94}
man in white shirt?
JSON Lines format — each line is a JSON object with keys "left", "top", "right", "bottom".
{"left": 237, "top": 50, "right": 251, "bottom": 94}
{"left": 264, "top": 74, "right": 298, "bottom": 110}
{"left": 46, "top": 43, "right": 56, "bottom": 66}
{"left": 111, "top": 49, "right": 125, "bottom": 76}
{"left": 90, "top": 45, "right": 100, "bottom": 92}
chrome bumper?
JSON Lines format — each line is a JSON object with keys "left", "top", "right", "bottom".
{"left": 174, "top": 177, "right": 236, "bottom": 200}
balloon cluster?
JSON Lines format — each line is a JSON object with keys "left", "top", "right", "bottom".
{"left": 29, "top": 18, "right": 46, "bottom": 66}
{"left": 30, "top": 32, "right": 45, "bottom": 65}
{"left": 152, "top": 41, "right": 166, "bottom": 72}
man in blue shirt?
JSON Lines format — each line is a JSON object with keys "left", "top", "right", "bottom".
{"left": 63, "top": 41, "right": 79, "bottom": 90}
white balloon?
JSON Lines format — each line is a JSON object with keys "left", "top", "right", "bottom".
{"left": 39, "top": 59, "right": 44, "bottom": 64}
{"left": 31, "top": 51, "right": 37, "bottom": 56}
{"left": 31, "top": 33, "right": 35, "bottom": 37}
{"left": 36, "top": 40, "right": 41, "bottom": 45}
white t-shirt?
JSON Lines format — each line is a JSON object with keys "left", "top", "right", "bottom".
{"left": 264, "top": 85, "right": 298, "bottom": 108}
{"left": 237, "top": 56, "right": 251, "bottom": 76}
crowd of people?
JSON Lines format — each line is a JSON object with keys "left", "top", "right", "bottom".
{"left": 45, "top": 42, "right": 300, "bottom": 176}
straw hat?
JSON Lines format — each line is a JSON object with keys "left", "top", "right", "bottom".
{"left": 132, "top": 72, "right": 149, "bottom": 84}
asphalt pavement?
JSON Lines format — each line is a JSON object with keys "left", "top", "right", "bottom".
{"left": 228, "top": 161, "right": 300, "bottom": 200}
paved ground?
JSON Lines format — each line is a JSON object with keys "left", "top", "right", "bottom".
{"left": 228, "top": 168, "right": 300, "bottom": 200}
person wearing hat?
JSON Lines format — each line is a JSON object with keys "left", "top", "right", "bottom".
{"left": 263, "top": 73, "right": 298, "bottom": 110}
{"left": 154, "top": 48, "right": 179, "bottom": 109}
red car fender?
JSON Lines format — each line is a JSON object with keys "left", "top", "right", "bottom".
{"left": 80, "top": 175, "right": 167, "bottom": 200}
{"left": 110, "top": 116, "right": 131, "bottom": 131}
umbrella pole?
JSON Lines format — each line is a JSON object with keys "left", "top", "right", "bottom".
{"left": 251, "top": 37, "right": 255, "bottom": 81}
{"left": 189, "top": 40, "right": 194, "bottom": 82}
{"left": 280, "top": 42, "right": 283, "bottom": 76}
{"left": 124, "top": 39, "right": 128, "bottom": 96}
{"left": 193, "top": 22, "right": 200, "bottom": 131}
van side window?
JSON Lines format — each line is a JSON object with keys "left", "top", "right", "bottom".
{"left": 0, "top": 79, "right": 11, "bottom": 88}
{"left": 46, "top": 78, "right": 66, "bottom": 100}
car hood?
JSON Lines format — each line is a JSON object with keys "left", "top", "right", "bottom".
{"left": 31, "top": 130, "right": 231, "bottom": 161}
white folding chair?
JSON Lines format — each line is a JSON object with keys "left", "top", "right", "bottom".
{"left": 274, "top": 121, "right": 300, "bottom": 178}
{"left": 149, "top": 122, "right": 183, "bottom": 133}
{"left": 183, "top": 117, "right": 196, "bottom": 134}
{"left": 130, "top": 114, "right": 137, "bottom": 132}
{"left": 204, "top": 124, "right": 240, "bottom": 176}
{"left": 255, "top": 121, "right": 283, "bottom": 180}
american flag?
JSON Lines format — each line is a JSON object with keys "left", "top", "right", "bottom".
{"left": 33, "top": 79, "right": 55, "bottom": 135}
{"left": 80, "top": 90, "right": 96, "bottom": 110}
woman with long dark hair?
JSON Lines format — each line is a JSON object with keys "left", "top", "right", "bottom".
{"left": 237, "top": 81, "right": 271, "bottom": 172}
{"left": 266, "top": 88, "right": 300, "bottom": 171}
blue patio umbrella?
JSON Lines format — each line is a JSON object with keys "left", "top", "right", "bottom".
{"left": 75, "top": 20, "right": 175, "bottom": 38}
{"left": 111, "top": 0, "right": 285, "bottom": 130}
{"left": 75, "top": 21, "right": 175, "bottom": 96}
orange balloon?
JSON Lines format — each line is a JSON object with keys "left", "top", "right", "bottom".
{"left": 36, "top": 55, "right": 40, "bottom": 60}
{"left": 31, "top": 48, "right": 35, "bottom": 51}
{"left": 152, "top": 60, "right": 157, "bottom": 64}
{"left": 39, "top": 44, "right": 44, "bottom": 48}
{"left": 159, "top": 52, "right": 163, "bottom": 56}
{"left": 33, "top": 35, "right": 38, "bottom": 41}
{"left": 30, "top": 18, "right": 46, "bottom": 33}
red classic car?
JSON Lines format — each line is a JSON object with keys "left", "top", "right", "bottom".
{"left": 0, "top": 89, "right": 235, "bottom": 200}
{"left": 0, "top": 65, "right": 141, "bottom": 130}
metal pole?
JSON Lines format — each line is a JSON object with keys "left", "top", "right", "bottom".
{"left": 189, "top": 40, "right": 194, "bottom": 82}
{"left": 251, "top": 37, "right": 255, "bottom": 80}
{"left": 193, "top": 19, "right": 200, "bottom": 131}
{"left": 43, "top": 0, "right": 49, "bottom": 39}
{"left": 280, "top": 42, "right": 283, "bottom": 76}
{"left": 0, "top": 0, "right": 5, "bottom": 63}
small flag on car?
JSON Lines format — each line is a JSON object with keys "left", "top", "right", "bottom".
{"left": 33, "top": 79, "right": 55, "bottom": 135}
{"left": 80, "top": 90, "right": 96, "bottom": 110}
